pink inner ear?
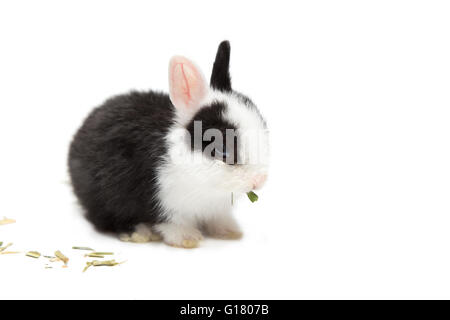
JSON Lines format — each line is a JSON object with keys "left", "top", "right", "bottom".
{"left": 169, "top": 56, "right": 207, "bottom": 111}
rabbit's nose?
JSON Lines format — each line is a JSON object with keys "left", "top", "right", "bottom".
{"left": 252, "top": 174, "right": 267, "bottom": 190}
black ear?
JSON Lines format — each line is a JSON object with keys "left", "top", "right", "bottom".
{"left": 210, "top": 40, "right": 232, "bottom": 92}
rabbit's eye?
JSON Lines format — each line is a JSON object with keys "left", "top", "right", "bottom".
{"left": 214, "top": 148, "right": 229, "bottom": 158}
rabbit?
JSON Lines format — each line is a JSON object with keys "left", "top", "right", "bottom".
{"left": 68, "top": 41, "right": 269, "bottom": 248}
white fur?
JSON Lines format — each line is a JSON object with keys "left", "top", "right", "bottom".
{"left": 154, "top": 222, "right": 204, "bottom": 248}
{"left": 154, "top": 89, "right": 269, "bottom": 248}
{"left": 202, "top": 212, "right": 243, "bottom": 239}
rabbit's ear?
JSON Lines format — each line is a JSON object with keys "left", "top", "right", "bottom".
{"left": 169, "top": 56, "right": 208, "bottom": 112}
{"left": 210, "top": 40, "right": 232, "bottom": 92}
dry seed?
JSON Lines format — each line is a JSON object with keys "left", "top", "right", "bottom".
{"left": 0, "top": 251, "right": 20, "bottom": 255}
{"left": 83, "top": 259, "right": 124, "bottom": 272}
{"left": 85, "top": 253, "right": 105, "bottom": 258}
{"left": 0, "top": 217, "right": 15, "bottom": 226}
{"left": 26, "top": 251, "right": 41, "bottom": 258}
{"left": 55, "top": 250, "right": 69, "bottom": 265}
{"left": 72, "top": 246, "right": 94, "bottom": 251}
{"left": 0, "top": 243, "right": 13, "bottom": 253}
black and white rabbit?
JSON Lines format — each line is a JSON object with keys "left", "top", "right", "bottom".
{"left": 68, "top": 41, "right": 269, "bottom": 248}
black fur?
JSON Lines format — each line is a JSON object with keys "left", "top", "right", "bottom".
{"left": 210, "top": 41, "right": 232, "bottom": 92}
{"left": 68, "top": 91, "right": 175, "bottom": 233}
{"left": 186, "top": 101, "right": 238, "bottom": 164}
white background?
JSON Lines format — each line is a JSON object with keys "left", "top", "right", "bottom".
{"left": 0, "top": 0, "right": 449, "bottom": 299}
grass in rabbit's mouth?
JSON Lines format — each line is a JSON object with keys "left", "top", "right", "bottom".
{"left": 247, "top": 191, "right": 259, "bottom": 203}
{"left": 231, "top": 191, "right": 259, "bottom": 205}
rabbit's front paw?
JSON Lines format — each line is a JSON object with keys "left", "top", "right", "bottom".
{"left": 155, "top": 223, "right": 203, "bottom": 249}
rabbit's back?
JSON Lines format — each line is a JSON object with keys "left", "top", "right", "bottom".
{"left": 68, "top": 90, "right": 175, "bottom": 233}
